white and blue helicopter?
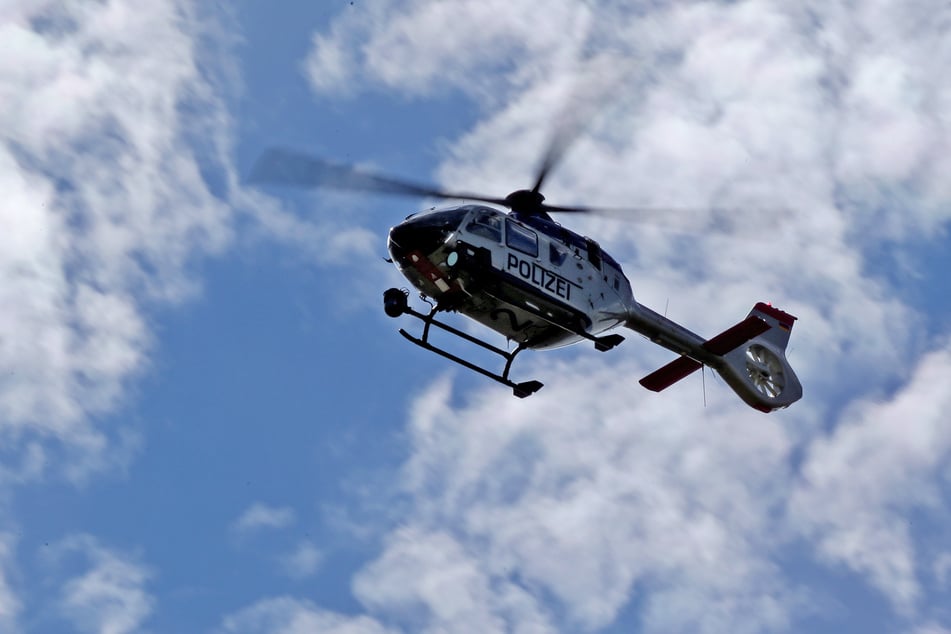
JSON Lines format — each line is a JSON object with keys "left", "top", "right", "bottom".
{"left": 250, "top": 144, "right": 802, "bottom": 412}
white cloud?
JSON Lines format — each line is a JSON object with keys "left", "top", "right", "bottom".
{"left": 304, "top": 1, "right": 940, "bottom": 421}
{"left": 0, "top": 0, "right": 381, "bottom": 486}
{"left": 908, "top": 625, "right": 951, "bottom": 634}
{"left": 0, "top": 0, "right": 236, "bottom": 481}
{"left": 50, "top": 535, "right": 153, "bottom": 634}
{"left": 359, "top": 372, "right": 805, "bottom": 634}
{"left": 231, "top": 503, "right": 297, "bottom": 536}
{"left": 935, "top": 553, "right": 951, "bottom": 588}
{"left": 348, "top": 346, "right": 951, "bottom": 633}
{"left": 220, "top": 597, "right": 394, "bottom": 634}
{"left": 353, "top": 524, "right": 555, "bottom": 634}
{"left": 279, "top": 540, "right": 323, "bottom": 579}
{"left": 304, "top": 0, "right": 591, "bottom": 101}
{"left": 0, "top": 534, "right": 21, "bottom": 634}
{"left": 789, "top": 343, "right": 951, "bottom": 613}
{"left": 238, "top": 189, "right": 379, "bottom": 275}
{"left": 11, "top": 1, "right": 937, "bottom": 632}
{"left": 297, "top": 1, "right": 951, "bottom": 632}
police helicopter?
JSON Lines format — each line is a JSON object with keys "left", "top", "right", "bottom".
{"left": 250, "top": 140, "right": 803, "bottom": 412}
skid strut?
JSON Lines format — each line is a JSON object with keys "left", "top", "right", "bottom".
{"left": 383, "top": 289, "right": 543, "bottom": 398}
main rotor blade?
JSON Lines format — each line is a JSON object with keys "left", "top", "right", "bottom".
{"left": 249, "top": 148, "right": 509, "bottom": 206}
{"left": 541, "top": 203, "right": 685, "bottom": 216}
{"left": 542, "top": 203, "right": 787, "bottom": 233}
{"left": 529, "top": 58, "right": 631, "bottom": 195}
{"left": 530, "top": 125, "right": 581, "bottom": 195}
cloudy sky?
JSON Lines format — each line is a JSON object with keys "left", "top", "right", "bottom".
{"left": 2, "top": 1, "right": 951, "bottom": 632}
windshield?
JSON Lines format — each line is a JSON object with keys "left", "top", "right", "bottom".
{"left": 406, "top": 207, "right": 470, "bottom": 231}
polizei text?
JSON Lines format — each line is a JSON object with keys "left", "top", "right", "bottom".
{"left": 506, "top": 253, "right": 576, "bottom": 301}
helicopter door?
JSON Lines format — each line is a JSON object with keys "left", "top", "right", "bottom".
{"left": 585, "top": 237, "right": 602, "bottom": 270}
{"left": 466, "top": 208, "right": 502, "bottom": 242}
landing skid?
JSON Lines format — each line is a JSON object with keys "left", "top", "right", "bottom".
{"left": 383, "top": 288, "right": 544, "bottom": 398}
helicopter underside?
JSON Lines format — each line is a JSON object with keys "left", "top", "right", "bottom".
{"left": 385, "top": 233, "right": 625, "bottom": 397}
{"left": 394, "top": 240, "right": 591, "bottom": 349}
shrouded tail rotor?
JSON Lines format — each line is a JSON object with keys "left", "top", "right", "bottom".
{"left": 713, "top": 304, "right": 802, "bottom": 412}
{"left": 637, "top": 302, "right": 802, "bottom": 413}
{"left": 744, "top": 344, "right": 787, "bottom": 399}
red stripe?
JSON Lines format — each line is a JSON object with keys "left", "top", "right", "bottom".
{"left": 409, "top": 250, "right": 451, "bottom": 287}
{"left": 702, "top": 316, "right": 770, "bottom": 355}
{"left": 640, "top": 356, "right": 702, "bottom": 392}
{"left": 753, "top": 302, "right": 797, "bottom": 329}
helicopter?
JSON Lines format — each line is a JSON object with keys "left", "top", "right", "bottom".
{"left": 250, "top": 142, "right": 803, "bottom": 412}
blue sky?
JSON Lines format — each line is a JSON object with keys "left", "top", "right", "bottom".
{"left": 2, "top": 1, "right": 951, "bottom": 633}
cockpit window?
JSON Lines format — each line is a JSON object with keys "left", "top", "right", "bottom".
{"left": 410, "top": 207, "right": 470, "bottom": 230}
{"left": 466, "top": 209, "right": 502, "bottom": 242}
{"left": 506, "top": 219, "right": 539, "bottom": 257}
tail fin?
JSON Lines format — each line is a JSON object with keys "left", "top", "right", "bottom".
{"left": 639, "top": 302, "right": 802, "bottom": 412}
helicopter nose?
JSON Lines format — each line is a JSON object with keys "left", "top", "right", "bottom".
{"left": 387, "top": 220, "right": 449, "bottom": 262}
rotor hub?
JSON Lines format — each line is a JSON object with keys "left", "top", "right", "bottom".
{"left": 504, "top": 189, "right": 546, "bottom": 215}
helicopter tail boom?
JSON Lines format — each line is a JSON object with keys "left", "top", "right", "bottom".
{"left": 634, "top": 302, "right": 802, "bottom": 412}
{"left": 639, "top": 314, "right": 770, "bottom": 391}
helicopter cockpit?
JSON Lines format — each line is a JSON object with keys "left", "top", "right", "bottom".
{"left": 392, "top": 204, "right": 631, "bottom": 301}
{"left": 465, "top": 206, "right": 502, "bottom": 241}
{"left": 388, "top": 206, "right": 471, "bottom": 262}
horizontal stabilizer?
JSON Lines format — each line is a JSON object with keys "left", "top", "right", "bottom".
{"left": 633, "top": 300, "right": 802, "bottom": 412}
{"left": 701, "top": 315, "right": 770, "bottom": 355}
{"left": 640, "top": 355, "right": 702, "bottom": 392}
{"left": 639, "top": 315, "right": 770, "bottom": 392}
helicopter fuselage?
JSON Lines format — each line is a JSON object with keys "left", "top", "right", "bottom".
{"left": 387, "top": 205, "right": 634, "bottom": 349}
{"left": 251, "top": 145, "right": 802, "bottom": 410}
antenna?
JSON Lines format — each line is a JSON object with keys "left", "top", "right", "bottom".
{"left": 702, "top": 364, "right": 707, "bottom": 408}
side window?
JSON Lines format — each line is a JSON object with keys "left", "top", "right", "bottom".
{"left": 585, "top": 237, "right": 602, "bottom": 270}
{"left": 506, "top": 219, "right": 538, "bottom": 257}
{"left": 466, "top": 210, "right": 502, "bottom": 242}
